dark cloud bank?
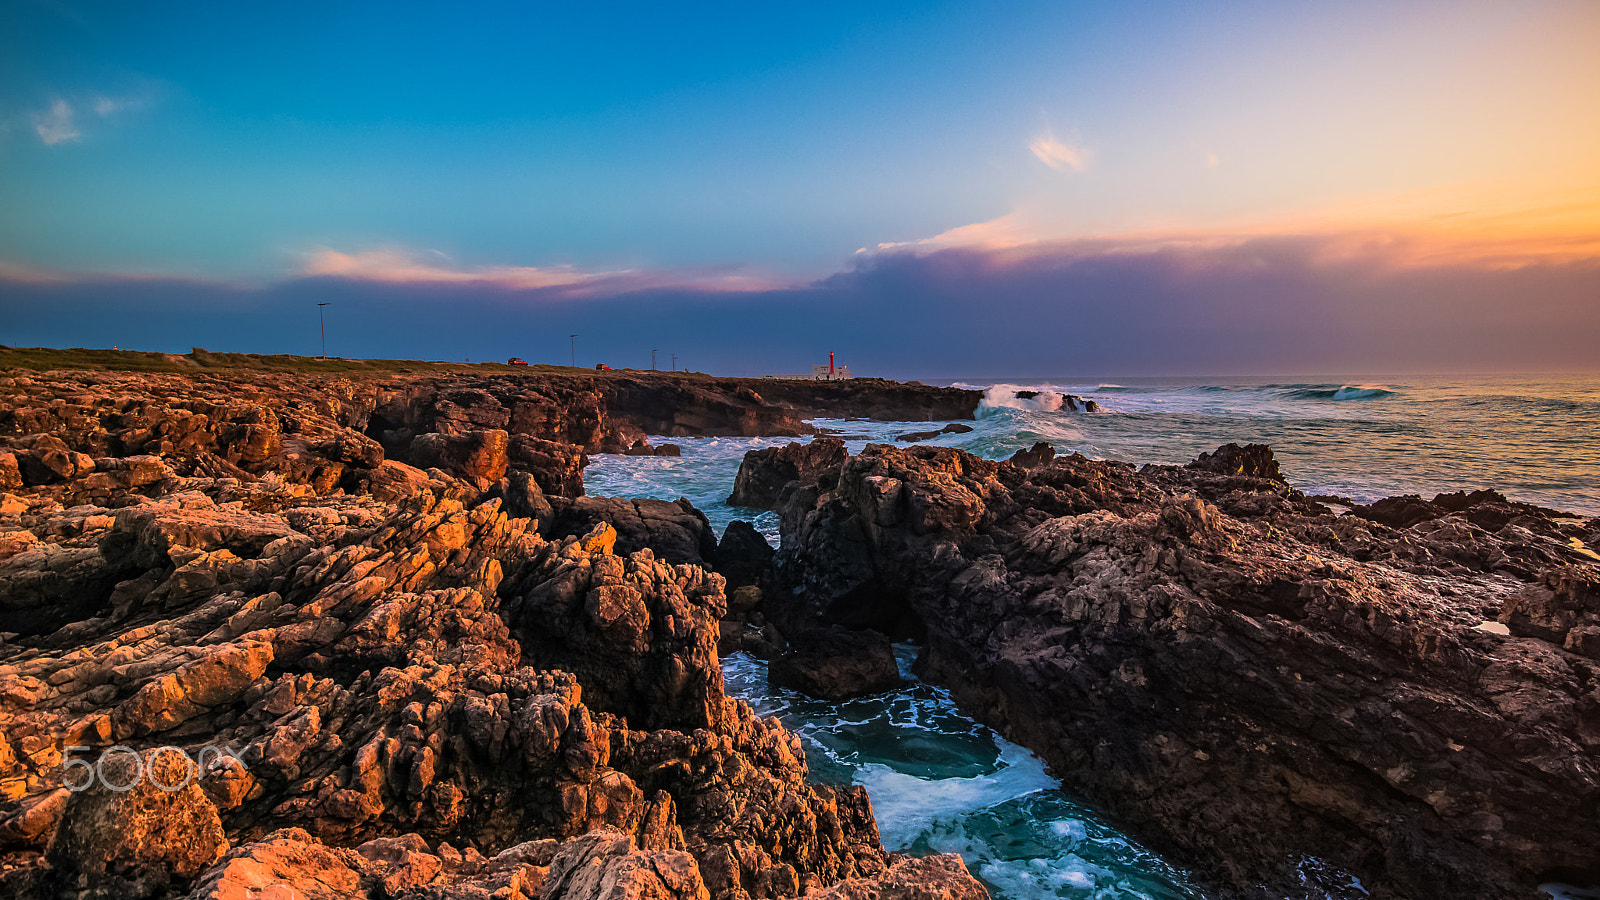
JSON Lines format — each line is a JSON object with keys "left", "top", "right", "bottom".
{"left": 4, "top": 237, "right": 1597, "bottom": 379}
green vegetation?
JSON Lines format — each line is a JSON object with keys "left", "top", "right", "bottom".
{"left": 0, "top": 345, "right": 714, "bottom": 378}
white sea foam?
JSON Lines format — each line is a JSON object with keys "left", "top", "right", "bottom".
{"left": 976, "top": 383, "right": 1067, "bottom": 412}
{"left": 857, "top": 740, "right": 1057, "bottom": 850}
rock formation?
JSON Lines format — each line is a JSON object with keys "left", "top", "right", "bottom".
{"left": 0, "top": 367, "right": 987, "bottom": 900}
{"left": 747, "top": 440, "right": 1600, "bottom": 900}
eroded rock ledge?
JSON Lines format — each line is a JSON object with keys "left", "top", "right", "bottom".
{"left": 0, "top": 368, "right": 987, "bottom": 900}
{"left": 743, "top": 440, "right": 1600, "bottom": 900}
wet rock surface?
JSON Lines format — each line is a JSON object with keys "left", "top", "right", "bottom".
{"left": 0, "top": 368, "right": 986, "bottom": 900}
{"left": 750, "top": 440, "right": 1600, "bottom": 900}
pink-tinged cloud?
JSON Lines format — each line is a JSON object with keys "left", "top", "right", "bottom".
{"left": 301, "top": 247, "right": 788, "bottom": 297}
{"left": 0, "top": 261, "right": 75, "bottom": 284}
{"left": 869, "top": 182, "right": 1600, "bottom": 272}
{"left": 1029, "top": 131, "right": 1088, "bottom": 172}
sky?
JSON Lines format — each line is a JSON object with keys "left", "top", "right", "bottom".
{"left": 2, "top": 0, "right": 1597, "bottom": 378}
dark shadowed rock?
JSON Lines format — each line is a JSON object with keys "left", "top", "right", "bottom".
{"left": 760, "top": 439, "right": 1600, "bottom": 900}
{"left": 895, "top": 423, "right": 974, "bottom": 443}
{"left": 653, "top": 443, "right": 682, "bottom": 457}
{"left": 550, "top": 497, "right": 717, "bottom": 568}
{"left": 768, "top": 627, "right": 904, "bottom": 700}
{"left": 1185, "top": 441, "right": 1283, "bottom": 481}
{"left": 496, "top": 469, "right": 555, "bottom": 527}
{"left": 508, "top": 435, "right": 588, "bottom": 499}
{"left": 714, "top": 521, "right": 773, "bottom": 593}
{"left": 727, "top": 438, "right": 848, "bottom": 510}
{"left": 1008, "top": 441, "right": 1055, "bottom": 469}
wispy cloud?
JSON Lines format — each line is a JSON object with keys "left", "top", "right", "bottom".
{"left": 0, "top": 261, "right": 75, "bottom": 284}
{"left": 304, "top": 248, "right": 604, "bottom": 290}
{"left": 33, "top": 98, "right": 79, "bottom": 145}
{"left": 300, "top": 247, "right": 788, "bottom": 297}
{"left": 1029, "top": 130, "right": 1088, "bottom": 172}
{"left": 26, "top": 86, "right": 158, "bottom": 146}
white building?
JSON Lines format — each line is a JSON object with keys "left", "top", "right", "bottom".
{"left": 762, "top": 355, "right": 852, "bottom": 381}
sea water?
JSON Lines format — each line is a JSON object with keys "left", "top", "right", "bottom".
{"left": 947, "top": 374, "right": 1600, "bottom": 517}
{"left": 584, "top": 372, "right": 1599, "bottom": 898}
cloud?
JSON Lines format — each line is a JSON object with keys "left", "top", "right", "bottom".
{"left": 1029, "top": 130, "right": 1088, "bottom": 172}
{"left": 0, "top": 261, "right": 74, "bottom": 284}
{"left": 5, "top": 233, "right": 1598, "bottom": 378}
{"left": 33, "top": 98, "right": 79, "bottom": 145}
{"left": 23, "top": 86, "right": 157, "bottom": 146}
{"left": 865, "top": 182, "right": 1600, "bottom": 271}
{"left": 300, "top": 247, "right": 787, "bottom": 297}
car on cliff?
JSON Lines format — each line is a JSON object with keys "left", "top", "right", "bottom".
{"left": 507, "top": 357, "right": 527, "bottom": 366}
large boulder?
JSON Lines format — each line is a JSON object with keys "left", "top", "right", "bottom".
{"left": 728, "top": 438, "right": 848, "bottom": 510}
{"left": 46, "top": 748, "right": 229, "bottom": 888}
{"left": 550, "top": 497, "right": 718, "bottom": 568}
{"left": 408, "top": 429, "right": 510, "bottom": 490}
{"left": 1184, "top": 441, "right": 1282, "bottom": 481}
{"left": 713, "top": 521, "right": 772, "bottom": 593}
{"left": 508, "top": 435, "right": 588, "bottom": 499}
{"left": 768, "top": 627, "right": 904, "bottom": 700}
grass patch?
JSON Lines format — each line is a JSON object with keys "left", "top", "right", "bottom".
{"left": 0, "top": 345, "right": 715, "bottom": 378}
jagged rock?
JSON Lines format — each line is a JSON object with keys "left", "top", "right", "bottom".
{"left": 653, "top": 444, "right": 682, "bottom": 458}
{"left": 1500, "top": 565, "right": 1600, "bottom": 657}
{"left": 768, "top": 627, "right": 903, "bottom": 700}
{"left": 46, "top": 748, "right": 229, "bottom": 885}
{"left": 1185, "top": 441, "right": 1282, "bottom": 481}
{"left": 409, "top": 430, "right": 511, "bottom": 491}
{"left": 185, "top": 827, "right": 373, "bottom": 900}
{"left": 367, "top": 460, "right": 437, "bottom": 502}
{"left": 313, "top": 432, "right": 386, "bottom": 470}
{"left": 497, "top": 470, "right": 555, "bottom": 528}
{"left": 1007, "top": 442, "right": 1054, "bottom": 469}
{"left": 508, "top": 436, "right": 588, "bottom": 499}
{"left": 537, "top": 830, "right": 707, "bottom": 900}
{"left": 0, "top": 452, "right": 21, "bottom": 491}
{"left": 803, "top": 854, "right": 987, "bottom": 900}
{"left": 550, "top": 498, "right": 718, "bottom": 568}
{"left": 755, "top": 440, "right": 1600, "bottom": 899}
{"left": 727, "top": 439, "right": 847, "bottom": 511}
{"left": 0, "top": 366, "right": 985, "bottom": 900}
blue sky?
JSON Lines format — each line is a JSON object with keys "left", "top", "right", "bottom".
{"left": 2, "top": 1, "right": 1597, "bottom": 376}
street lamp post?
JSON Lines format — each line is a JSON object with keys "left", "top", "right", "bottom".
{"left": 651, "top": 349, "right": 657, "bottom": 370}
{"left": 317, "top": 303, "right": 330, "bottom": 358}
{"left": 569, "top": 334, "right": 577, "bottom": 368}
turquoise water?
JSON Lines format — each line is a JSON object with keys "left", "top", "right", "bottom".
{"left": 723, "top": 648, "right": 1204, "bottom": 900}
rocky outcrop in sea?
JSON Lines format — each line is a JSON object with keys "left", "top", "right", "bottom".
{"left": 0, "top": 368, "right": 986, "bottom": 900}
{"left": 741, "top": 440, "right": 1600, "bottom": 899}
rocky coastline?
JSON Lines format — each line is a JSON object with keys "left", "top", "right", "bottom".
{"left": 6, "top": 359, "right": 1598, "bottom": 900}
{"left": 735, "top": 439, "right": 1600, "bottom": 899}
{"left": 0, "top": 365, "right": 985, "bottom": 900}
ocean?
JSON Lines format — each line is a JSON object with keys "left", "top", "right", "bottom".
{"left": 585, "top": 373, "right": 1600, "bottom": 899}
